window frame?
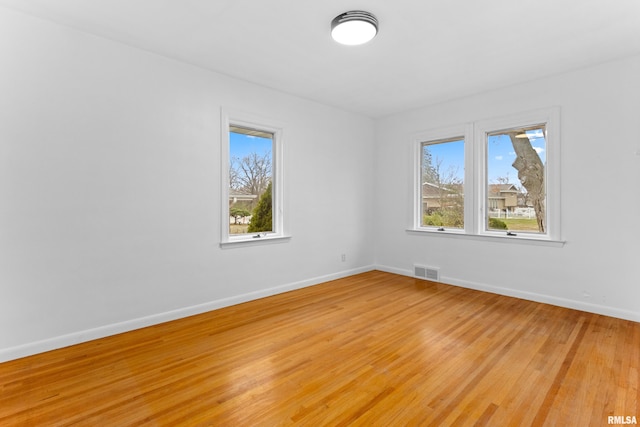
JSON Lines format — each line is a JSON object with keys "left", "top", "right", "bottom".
{"left": 220, "top": 109, "right": 288, "bottom": 247}
{"left": 411, "top": 107, "right": 562, "bottom": 244}
{"left": 413, "top": 123, "right": 474, "bottom": 234}
{"left": 475, "top": 108, "right": 561, "bottom": 241}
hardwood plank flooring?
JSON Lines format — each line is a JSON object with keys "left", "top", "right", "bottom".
{"left": 1, "top": 271, "right": 638, "bottom": 426}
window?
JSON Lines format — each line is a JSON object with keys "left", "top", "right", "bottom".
{"left": 413, "top": 108, "right": 561, "bottom": 242}
{"left": 221, "top": 110, "right": 287, "bottom": 246}
{"left": 485, "top": 124, "right": 547, "bottom": 234}
{"left": 420, "top": 137, "right": 465, "bottom": 230}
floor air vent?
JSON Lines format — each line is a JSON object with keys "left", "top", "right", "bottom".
{"left": 414, "top": 264, "right": 440, "bottom": 281}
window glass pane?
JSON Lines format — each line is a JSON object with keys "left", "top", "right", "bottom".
{"left": 421, "top": 138, "right": 465, "bottom": 229}
{"left": 229, "top": 126, "right": 273, "bottom": 235}
{"left": 486, "top": 125, "right": 546, "bottom": 233}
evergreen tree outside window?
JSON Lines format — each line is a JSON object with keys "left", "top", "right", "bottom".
{"left": 248, "top": 181, "right": 273, "bottom": 233}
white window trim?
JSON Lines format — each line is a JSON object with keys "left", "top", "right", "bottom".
{"left": 410, "top": 107, "right": 564, "bottom": 245}
{"left": 412, "top": 123, "right": 473, "bottom": 234}
{"left": 220, "top": 108, "right": 289, "bottom": 247}
{"left": 475, "top": 107, "right": 561, "bottom": 241}
{"left": 405, "top": 228, "right": 565, "bottom": 247}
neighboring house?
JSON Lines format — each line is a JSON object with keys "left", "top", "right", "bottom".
{"left": 422, "top": 182, "right": 463, "bottom": 213}
{"left": 229, "top": 194, "right": 257, "bottom": 206}
{"left": 487, "top": 184, "right": 519, "bottom": 213}
{"left": 424, "top": 182, "right": 527, "bottom": 215}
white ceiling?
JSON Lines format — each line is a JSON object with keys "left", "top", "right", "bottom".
{"left": 2, "top": 0, "right": 640, "bottom": 118}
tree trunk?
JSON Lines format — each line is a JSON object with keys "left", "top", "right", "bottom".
{"left": 508, "top": 133, "right": 545, "bottom": 232}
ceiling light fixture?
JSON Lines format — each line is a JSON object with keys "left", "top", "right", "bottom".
{"left": 331, "top": 11, "right": 378, "bottom": 46}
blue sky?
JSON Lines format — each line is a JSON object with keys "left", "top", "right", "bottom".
{"left": 488, "top": 130, "right": 545, "bottom": 183}
{"left": 425, "top": 139, "right": 465, "bottom": 182}
{"left": 424, "top": 130, "right": 546, "bottom": 184}
{"left": 229, "top": 131, "right": 272, "bottom": 159}
{"left": 232, "top": 129, "right": 546, "bottom": 186}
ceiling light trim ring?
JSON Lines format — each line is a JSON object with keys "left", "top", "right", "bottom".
{"left": 332, "top": 11, "right": 378, "bottom": 28}
{"left": 331, "top": 10, "right": 378, "bottom": 45}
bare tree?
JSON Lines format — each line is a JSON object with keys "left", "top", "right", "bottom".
{"left": 229, "top": 157, "right": 241, "bottom": 192}
{"left": 429, "top": 156, "right": 464, "bottom": 227}
{"left": 507, "top": 132, "right": 545, "bottom": 232}
{"left": 230, "top": 151, "right": 272, "bottom": 197}
{"left": 494, "top": 175, "right": 510, "bottom": 185}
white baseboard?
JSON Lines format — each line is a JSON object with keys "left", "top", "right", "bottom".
{"left": 375, "top": 264, "right": 640, "bottom": 323}
{"left": 0, "top": 265, "right": 375, "bottom": 363}
{"left": 4, "top": 264, "right": 636, "bottom": 363}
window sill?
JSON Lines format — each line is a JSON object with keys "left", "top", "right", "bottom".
{"left": 220, "top": 234, "right": 292, "bottom": 249}
{"left": 406, "top": 229, "right": 565, "bottom": 248}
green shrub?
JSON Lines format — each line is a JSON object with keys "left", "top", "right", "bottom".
{"left": 424, "top": 209, "right": 463, "bottom": 228}
{"left": 488, "top": 217, "right": 508, "bottom": 230}
{"left": 424, "top": 212, "right": 444, "bottom": 226}
{"left": 442, "top": 209, "right": 463, "bottom": 228}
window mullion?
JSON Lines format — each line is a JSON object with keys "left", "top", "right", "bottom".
{"left": 464, "top": 123, "right": 477, "bottom": 235}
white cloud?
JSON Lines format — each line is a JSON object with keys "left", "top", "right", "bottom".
{"left": 528, "top": 130, "right": 545, "bottom": 139}
{"left": 495, "top": 155, "right": 503, "bottom": 160}
{"left": 533, "top": 146, "right": 545, "bottom": 154}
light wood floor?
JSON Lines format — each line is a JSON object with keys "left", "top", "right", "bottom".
{"left": 1, "top": 271, "right": 638, "bottom": 426}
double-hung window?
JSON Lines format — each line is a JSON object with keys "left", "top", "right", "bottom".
{"left": 414, "top": 107, "right": 561, "bottom": 243}
{"left": 221, "top": 109, "right": 287, "bottom": 246}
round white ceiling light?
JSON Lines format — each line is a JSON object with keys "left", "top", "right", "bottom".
{"left": 331, "top": 11, "right": 378, "bottom": 46}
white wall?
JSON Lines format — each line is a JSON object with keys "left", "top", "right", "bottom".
{"left": 2, "top": 6, "right": 639, "bottom": 363}
{"left": 0, "top": 8, "right": 375, "bottom": 361}
{"left": 374, "top": 54, "right": 640, "bottom": 322}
